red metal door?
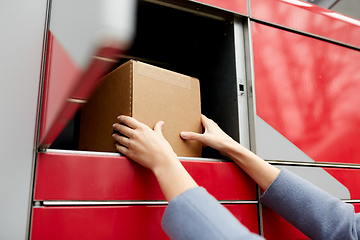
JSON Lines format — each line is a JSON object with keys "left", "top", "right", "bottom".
{"left": 34, "top": 152, "right": 256, "bottom": 201}
{"left": 250, "top": 0, "right": 360, "bottom": 48}
{"left": 253, "top": 22, "right": 360, "bottom": 165}
{"left": 38, "top": 0, "right": 137, "bottom": 148}
{"left": 31, "top": 204, "right": 259, "bottom": 240}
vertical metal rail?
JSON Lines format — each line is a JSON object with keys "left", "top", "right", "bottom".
{"left": 242, "top": 16, "right": 264, "bottom": 237}
{"left": 243, "top": 18, "right": 257, "bottom": 156}
{"left": 234, "top": 18, "right": 251, "bottom": 150}
{"left": 234, "top": 14, "right": 264, "bottom": 237}
{"left": 27, "top": 0, "right": 52, "bottom": 238}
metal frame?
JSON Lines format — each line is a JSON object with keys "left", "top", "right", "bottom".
{"left": 145, "top": 0, "right": 227, "bottom": 21}
{"left": 234, "top": 14, "right": 264, "bottom": 236}
{"left": 234, "top": 18, "right": 250, "bottom": 149}
{"left": 28, "top": 0, "right": 53, "bottom": 238}
{"left": 37, "top": 200, "right": 258, "bottom": 206}
{"left": 44, "top": 149, "right": 228, "bottom": 162}
{"left": 239, "top": 17, "right": 264, "bottom": 236}
{"left": 267, "top": 160, "right": 360, "bottom": 169}
{"left": 242, "top": 18, "right": 258, "bottom": 154}
{"left": 144, "top": 0, "right": 247, "bottom": 18}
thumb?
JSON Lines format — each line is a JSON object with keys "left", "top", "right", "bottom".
{"left": 180, "top": 131, "right": 203, "bottom": 141}
{"left": 154, "top": 121, "right": 164, "bottom": 135}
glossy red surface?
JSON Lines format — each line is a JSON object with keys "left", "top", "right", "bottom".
{"left": 253, "top": 22, "right": 360, "bottom": 164}
{"left": 39, "top": 31, "right": 81, "bottom": 143}
{"left": 193, "top": 0, "right": 247, "bottom": 15}
{"left": 353, "top": 203, "right": 360, "bottom": 213}
{"left": 39, "top": 32, "right": 121, "bottom": 148}
{"left": 225, "top": 204, "right": 259, "bottom": 234}
{"left": 250, "top": 0, "right": 360, "bottom": 48}
{"left": 31, "top": 206, "right": 169, "bottom": 240}
{"left": 34, "top": 152, "right": 256, "bottom": 201}
{"left": 324, "top": 168, "right": 360, "bottom": 199}
{"left": 262, "top": 206, "right": 309, "bottom": 240}
{"left": 31, "top": 204, "right": 258, "bottom": 240}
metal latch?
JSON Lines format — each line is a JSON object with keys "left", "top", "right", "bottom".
{"left": 239, "top": 84, "right": 245, "bottom": 96}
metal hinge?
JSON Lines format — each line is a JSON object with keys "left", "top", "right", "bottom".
{"left": 37, "top": 145, "right": 48, "bottom": 153}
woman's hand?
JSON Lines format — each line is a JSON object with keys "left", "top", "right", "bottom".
{"left": 113, "top": 115, "right": 198, "bottom": 201}
{"left": 112, "top": 115, "right": 178, "bottom": 173}
{"left": 180, "top": 114, "right": 238, "bottom": 155}
{"left": 181, "top": 114, "right": 280, "bottom": 190}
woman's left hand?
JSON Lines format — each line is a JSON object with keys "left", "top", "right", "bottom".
{"left": 112, "top": 115, "right": 178, "bottom": 173}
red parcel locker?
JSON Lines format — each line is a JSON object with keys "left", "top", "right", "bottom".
{"left": 35, "top": 152, "right": 257, "bottom": 201}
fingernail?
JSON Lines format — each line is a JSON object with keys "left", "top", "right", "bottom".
{"left": 112, "top": 124, "right": 116, "bottom": 128}
{"left": 117, "top": 116, "right": 121, "bottom": 120}
{"left": 112, "top": 134, "right": 115, "bottom": 137}
{"left": 181, "top": 132, "right": 186, "bottom": 138}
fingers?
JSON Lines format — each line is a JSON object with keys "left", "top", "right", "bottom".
{"left": 201, "top": 114, "right": 217, "bottom": 129}
{"left": 180, "top": 114, "right": 212, "bottom": 142}
{"left": 201, "top": 114, "right": 211, "bottom": 125}
{"left": 117, "top": 115, "right": 141, "bottom": 129}
{"left": 153, "top": 121, "right": 164, "bottom": 135}
{"left": 112, "top": 123, "right": 134, "bottom": 138}
{"left": 115, "top": 143, "right": 128, "bottom": 156}
{"left": 112, "top": 133, "right": 130, "bottom": 147}
{"left": 201, "top": 114, "right": 208, "bottom": 121}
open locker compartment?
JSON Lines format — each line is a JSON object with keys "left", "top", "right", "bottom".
{"left": 50, "top": 1, "right": 241, "bottom": 159}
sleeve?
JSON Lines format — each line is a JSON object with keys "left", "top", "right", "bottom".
{"left": 260, "top": 168, "right": 360, "bottom": 240}
{"left": 162, "top": 187, "right": 264, "bottom": 240}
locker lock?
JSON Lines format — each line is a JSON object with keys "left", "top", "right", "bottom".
{"left": 239, "top": 84, "right": 245, "bottom": 95}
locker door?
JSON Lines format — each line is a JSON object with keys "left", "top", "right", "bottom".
{"left": 39, "top": 0, "right": 137, "bottom": 149}
{"left": 250, "top": 0, "right": 360, "bottom": 48}
{"left": 262, "top": 206, "right": 309, "bottom": 240}
{"left": 31, "top": 206, "right": 170, "bottom": 240}
{"left": 34, "top": 152, "right": 257, "bottom": 201}
{"left": 31, "top": 204, "right": 259, "bottom": 240}
{"left": 252, "top": 22, "right": 360, "bottom": 165}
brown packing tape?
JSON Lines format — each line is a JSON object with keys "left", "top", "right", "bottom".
{"left": 137, "top": 61, "right": 192, "bottom": 90}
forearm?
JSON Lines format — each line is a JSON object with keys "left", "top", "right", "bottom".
{"left": 260, "top": 169, "right": 360, "bottom": 240}
{"left": 163, "top": 187, "right": 264, "bottom": 240}
{"left": 225, "top": 140, "right": 280, "bottom": 190}
{"left": 180, "top": 115, "right": 279, "bottom": 191}
{"left": 152, "top": 155, "right": 198, "bottom": 202}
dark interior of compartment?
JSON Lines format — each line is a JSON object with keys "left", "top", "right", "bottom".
{"left": 51, "top": 1, "right": 239, "bottom": 158}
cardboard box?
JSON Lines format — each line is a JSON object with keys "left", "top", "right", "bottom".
{"left": 79, "top": 60, "right": 202, "bottom": 157}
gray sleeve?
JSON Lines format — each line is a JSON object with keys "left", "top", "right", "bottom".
{"left": 260, "top": 168, "right": 360, "bottom": 240}
{"left": 162, "top": 187, "right": 264, "bottom": 240}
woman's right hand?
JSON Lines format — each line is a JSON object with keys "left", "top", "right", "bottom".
{"left": 180, "top": 114, "right": 239, "bottom": 155}
{"left": 182, "top": 114, "right": 280, "bottom": 190}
